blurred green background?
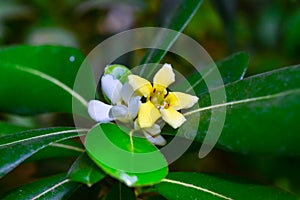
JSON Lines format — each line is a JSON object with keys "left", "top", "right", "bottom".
{"left": 1, "top": 0, "right": 300, "bottom": 75}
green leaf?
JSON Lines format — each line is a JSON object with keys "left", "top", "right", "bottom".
{"left": 0, "top": 45, "right": 94, "bottom": 115}
{"left": 0, "top": 127, "right": 88, "bottom": 177}
{"left": 3, "top": 173, "right": 80, "bottom": 200}
{"left": 156, "top": 172, "right": 297, "bottom": 200}
{"left": 215, "top": 52, "right": 248, "bottom": 83}
{"left": 0, "top": 122, "right": 28, "bottom": 136}
{"left": 68, "top": 153, "right": 106, "bottom": 186}
{"left": 85, "top": 123, "right": 168, "bottom": 187}
{"left": 27, "top": 140, "right": 85, "bottom": 161}
{"left": 177, "top": 52, "right": 249, "bottom": 95}
{"left": 178, "top": 65, "right": 300, "bottom": 155}
{"left": 0, "top": 123, "right": 85, "bottom": 161}
{"left": 139, "top": 0, "right": 203, "bottom": 76}
{"left": 104, "top": 182, "right": 136, "bottom": 200}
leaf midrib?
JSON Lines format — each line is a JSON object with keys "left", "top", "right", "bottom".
{"left": 184, "top": 88, "right": 300, "bottom": 116}
{"left": 31, "top": 179, "right": 70, "bottom": 200}
{"left": 162, "top": 178, "right": 232, "bottom": 200}
{"left": 0, "top": 129, "right": 88, "bottom": 147}
{"left": 7, "top": 63, "right": 88, "bottom": 107}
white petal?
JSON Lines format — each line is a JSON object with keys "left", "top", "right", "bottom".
{"left": 133, "top": 119, "right": 140, "bottom": 130}
{"left": 144, "top": 132, "right": 166, "bottom": 146}
{"left": 101, "top": 74, "right": 122, "bottom": 104}
{"left": 144, "top": 124, "right": 161, "bottom": 136}
{"left": 88, "top": 100, "right": 113, "bottom": 123}
{"left": 121, "top": 82, "right": 135, "bottom": 104}
{"left": 109, "top": 105, "right": 130, "bottom": 123}
{"left": 128, "top": 96, "right": 141, "bottom": 119}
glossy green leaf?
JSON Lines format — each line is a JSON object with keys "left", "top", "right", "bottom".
{"left": 68, "top": 153, "right": 106, "bottom": 186}
{"left": 104, "top": 182, "right": 136, "bottom": 200}
{"left": 139, "top": 0, "right": 203, "bottom": 76}
{"left": 156, "top": 172, "right": 297, "bottom": 200}
{"left": 0, "top": 127, "right": 88, "bottom": 177}
{"left": 179, "top": 52, "right": 248, "bottom": 95}
{"left": 0, "top": 123, "right": 85, "bottom": 161}
{"left": 0, "top": 45, "right": 94, "bottom": 115}
{"left": 3, "top": 173, "right": 80, "bottom": 200}
{"left": 28, "top": 140, "right": 85, "bottom": 161}
{"left": 215, "top": 52, "right": 248, "bottom": 82}
{"left": 174, "top": 65, "right": 300, "bottom": 155}
{"left": 0, "top": 122, "right": 28, "bottom": 136}
{"left": 85, "top": 123, "right": 168, "bottom": 187}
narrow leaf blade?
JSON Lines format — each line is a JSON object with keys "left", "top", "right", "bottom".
{"left": 0, "top": 127, "right": 87, "bottom": 177}
{"left": 140, "top": 0, "right": 203, "bottom": 73}
{"left": 68, "top": 153, "right": 106, "bottom": 186}
{"left": 27, "top": 140, "right": 85, "bottom": 161}
{"left": 0, "top": 45, "right": 94, "bottom": 115}
{"left": 175, "top": 52, "right": 249, "bottom": 95}
{"left": 3, "top": 174, "right": 80, "bottom": 200}
{"left": 0, "top": 122, "right": 28, "bottom": 136}
{"left": 156, "top": 172, "right": 297, "bottom": 200}
{"left": 175, "top": 65, "right": 300, "bottom": 155}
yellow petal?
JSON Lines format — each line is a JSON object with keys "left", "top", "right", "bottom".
{"left": 128, "top": 75, "right": 152, "bottom": 97}
{"left": 160, "top": 107, "right": 186, "bottom": 129}
{"left": 153, "top": 63, "right": 175, "bottom": 91}
{"left": 165, "top": 92, "right": 198, "bottom": 110}
{"left": 138, "top": 101, "right": 161, "bottom": 128}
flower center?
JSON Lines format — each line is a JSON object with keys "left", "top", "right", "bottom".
{"left": 150, "top": 88, "right": 169, "bottom": 109}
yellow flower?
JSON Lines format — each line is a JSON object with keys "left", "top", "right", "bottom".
{"left": 128, "top": 64, "right": 198, "bottom": 129}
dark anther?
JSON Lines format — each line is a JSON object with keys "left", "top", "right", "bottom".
{"left": 153, "top": 88, "right": 156, "bottom": 93}
{"left": 141, "top": 96, "right": 147, "bottom": 103}
{"left": 164, "top": 88, "right": 170, "bottom": 98}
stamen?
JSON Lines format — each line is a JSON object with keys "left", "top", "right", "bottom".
{"left": 141, "top": 96, "right": 147, "bottom": 103}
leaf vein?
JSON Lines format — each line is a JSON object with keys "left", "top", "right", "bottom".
{"left": 162, "top": 178, "right": 232, "bottom": 200}
{"left": 0, "top": 129, "right": 88, "bottom": 147}
{"left": 15, "top": 65, "right": 88, "bottom": 107}
{"left": 184, "top": 88, "right": 300, "bottom": 116}
{"left": 50, "top": 143, "right": 85, "bottom": 153}
{"left": 32, "top": 179, "right": 70, "bottom": 200}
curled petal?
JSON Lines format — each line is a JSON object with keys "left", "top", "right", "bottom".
{"left": 144, "top": 132, "right": 166, "bottom": 146}
{"left": 109, "top": 105, "right": 129, "bottom": 122}
{"left": 101, "top": 74, "right": 122, "bottom": 104}
{"left": 121, "top": 83, "right": 135, "bottom": 104}
{"left": 160, "top": 107, "right": 186, "bottom": 129}
{"left": 138, "top": 101, "right": 161, "bottom": 128}
{"left": 153, "top": 63, "right": 175, "bottom": 91}
{"left": 144, "top": 124, "right": 161, "bottom": 136}
{"left": 166, "top": 92, "right": 199, "bottom": 110}
{"left": 128, "top": 96, "right": 141, "bottom": 119}
{"left": 128, "top": 75, "right": 152, "bottom": 97}
{"left": 88, "top": 100, "right": 113, "bottom": 123}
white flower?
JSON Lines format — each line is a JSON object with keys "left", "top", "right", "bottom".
{"left": 88, "top": 73, "right": 165, "bottom": 145}
{"left": 134, "top": 121, "right": 166, "bottom": 146}
{"left": 88, "top": 74, "right": 140, "bottom": 123}
{"left": 128, "top": 63, "right": 199, "bottom": 129}
{"left": 88, "top": 100, "right": 113, "bottom": 123}
{"left": 87, "top": 63, "right": 197, "bottom": 146}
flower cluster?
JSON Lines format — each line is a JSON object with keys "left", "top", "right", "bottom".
{"left": 88, "top": 64, "right": 198, "bottom": 146}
